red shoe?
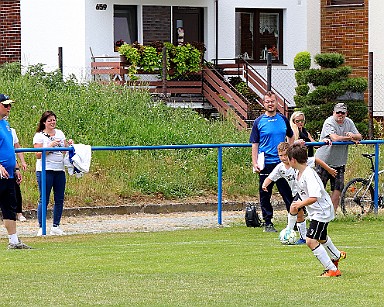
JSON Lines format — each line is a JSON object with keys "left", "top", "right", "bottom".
{"left": 320, "top": 269, "right": 341, "bottom": 277}
{"left": 332, "top": 251, "right": 347, "bottom": 269}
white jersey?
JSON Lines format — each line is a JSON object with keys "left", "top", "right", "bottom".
{"left": 268, "top": 157, "right": 315, "bottom": 196}
{"left": 33, "top": 129, "right": 66, "bottom": 171}
{"left": 295, "top": 166, "right": 335, "bottom": 222}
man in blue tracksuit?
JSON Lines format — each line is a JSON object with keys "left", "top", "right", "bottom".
{"left": 250, "top": 91, "right": 294, "bottom": 232}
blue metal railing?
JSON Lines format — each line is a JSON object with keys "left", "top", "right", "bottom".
{"left": 15, "top": 140, "right": 384, "bottom": 235}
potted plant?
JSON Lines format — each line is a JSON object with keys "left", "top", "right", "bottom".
{"left": 118, "top": 43, "right": 141, "bottom": 80}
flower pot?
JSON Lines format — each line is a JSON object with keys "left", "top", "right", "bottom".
{"left": 120, "top": 55, "right": 128, "bottom": 63}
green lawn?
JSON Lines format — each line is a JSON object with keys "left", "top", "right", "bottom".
{"left": 1, "top": 216, "right": 384, "bottom": 306}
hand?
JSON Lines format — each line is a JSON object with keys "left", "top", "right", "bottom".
{"left": 0, "top": 164, "right": 10, "bottom": 179}
{"left": 322, "top": 138, "right": 332, "bottom": 146}
{"left": 21, "top": 162, "right": 28, "bottom": 171}
{"left": 50, "top": 139, "right": 61, "bottom": 147}
{"left": 291, "top": 200, "right": 302, "bottom": 211}
{"left": 67, "top": 139, "right": 74, "bottom": 146}
{"left": 328, "top": 167, "right": 337, "bottom": 178}
{"left": 261, "top": 185, "right": 268, "bottom": 192}
{"left": 15, "top": 170, "right": 22, "bottom": 184}
{"left": 253, "top": 165, "right": 261, "bottom": 173}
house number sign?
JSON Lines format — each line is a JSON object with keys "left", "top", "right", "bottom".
{"left": 96, "top": 4, "right": 107, "bottom": 10}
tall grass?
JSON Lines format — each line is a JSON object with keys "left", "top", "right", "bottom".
{"left": 0, "top": 63, "right": 253, "bottom": 208}
{"left": 0, "top": 62, "right": 380, "bottom": 209}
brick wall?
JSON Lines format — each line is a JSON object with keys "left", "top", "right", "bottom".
{"left": 321, "top": 0, "right": 368, "bottom": 79}
{"left": 143, "top": 6, "right": 171, "bottom": 45}
{"left": 0, "top": 0, "right": 21, "bottom": 64}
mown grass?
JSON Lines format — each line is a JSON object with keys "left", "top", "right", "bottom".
{"left": 1, "top": 215, "right": 384, "bottom": 306}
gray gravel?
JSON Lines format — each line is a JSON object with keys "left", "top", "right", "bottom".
{"left": 14, "top": 211, "right": 249, "bottom": 237}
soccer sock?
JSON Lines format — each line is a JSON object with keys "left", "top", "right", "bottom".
{"left": 8, "top": 233, "right": 19, "bottom": 245}
{"left": 312, "top": 243, "right": 337, "bottom": 271}
{"left": 287, "top": 213, "right": 297, "bottom": 230}
{"left": 322, "top": 236, "right": 341, "bottom": 261}
{"left": 296, "top": 220, "right": 307, "bottom": 240}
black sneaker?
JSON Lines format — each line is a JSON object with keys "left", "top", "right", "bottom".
{"left": 263, "top": 224, "right": 277, "bottom": 233}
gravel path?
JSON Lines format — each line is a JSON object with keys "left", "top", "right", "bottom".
{"left": 14, "top": 211, "right": 248, "bottom": 237}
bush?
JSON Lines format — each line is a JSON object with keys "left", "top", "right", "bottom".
{"left": 293, "top": 51, "right": 311, "bottom": 71}
{"left": 295, "top": 84, "right": 310, "bottom": 96}
{"left": 306, "top": 66, "right": 352, "bottom": 86}
{"left": 314, "top": 53, "right": 345, "bottom": 68}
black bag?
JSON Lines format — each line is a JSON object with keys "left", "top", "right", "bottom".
{"left": 245, "top": 204, "right": 262, "bottom": 227}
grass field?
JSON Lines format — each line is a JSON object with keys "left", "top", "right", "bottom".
{"left": 1, "top": 215, "right": 384, "bottom": 306}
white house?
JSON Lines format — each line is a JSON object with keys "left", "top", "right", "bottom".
{"left": 20, "top": 0, "right": 320, "bottom": 89}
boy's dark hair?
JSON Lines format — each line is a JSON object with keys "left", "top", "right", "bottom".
{"left": 287, "top": 143, "right": 308, "bottom": 164}
{"left": 277, "top": 142, "right": 290, "bottom": 153}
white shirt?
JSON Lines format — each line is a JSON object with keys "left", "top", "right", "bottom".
{"left": 295, "top": 166, "right": 335, "bottom": 222}
{"left": 33, "top": 129, "right": 66, "bottom": 171}
{"left": 268, "top": 157, "right": 315, "bottom": 196}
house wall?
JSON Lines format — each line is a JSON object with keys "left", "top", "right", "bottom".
{"left": 0, "top": 0, "right": 21, "bottom": 64}
{"left": 19, "top": 0, "right": 317, "bottom": 83}
{"left": 369, "top": 0, "right": 384, "bottom": 116}
{"left": 21, "top": 0, "right": 86, "bottom": 79}
{"left": 320, "top": 0, "right": 368, "bottom": 79}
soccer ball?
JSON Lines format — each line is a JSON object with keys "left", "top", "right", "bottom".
{"left": 279, "top": 228, "right": 298, "bottom": 245}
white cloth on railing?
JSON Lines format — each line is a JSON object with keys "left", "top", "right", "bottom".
{"left": 64, "top": 144, "right": 92, "bottom": 178}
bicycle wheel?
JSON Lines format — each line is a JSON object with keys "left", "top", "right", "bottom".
{"left": 340, "top": 178, "right": 374, "bottom": 216}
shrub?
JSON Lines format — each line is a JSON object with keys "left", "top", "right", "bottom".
{"left": 314, "top": 53, "right": 345, "bottom": 68}
{"left": 295, "top": 84, "right": 310, "bottom": 96}
{"left": 293, "top": 51, "right": 311, "bottom": 71}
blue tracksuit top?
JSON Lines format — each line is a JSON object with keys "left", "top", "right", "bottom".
{"left": 0, "top": 119, "right": 16, "bottom": 178}
{"left": 249, "top": 113, "right": 293, "bottom": 164}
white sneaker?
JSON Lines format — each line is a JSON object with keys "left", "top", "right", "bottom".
{"left": 37, "top": 228, "right": 42, "bottom": 236}
{"left": 17, "top": 215, "right": 27, "bottom": 222}
{"left": 50, "top": 226, "right": 64, "bottom": 236}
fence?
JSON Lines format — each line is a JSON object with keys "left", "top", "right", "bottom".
{"left": 16, "top": 140, "right": 384, "bottom": 235}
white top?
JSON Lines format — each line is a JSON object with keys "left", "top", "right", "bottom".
{"left": 268, "top": 157, "right": 315, "bottom": 195}
{"left": 295, "top": 166, "right": 335, "bottom": 223}
{"left": 11, "top": 128, "right": 18, "bottom": 145}
{"left": 33, "top": 129, "right": 66, "bottom": 171}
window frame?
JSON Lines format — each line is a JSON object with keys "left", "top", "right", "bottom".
{"left": 235, "top": 8, "right": 283, "bottom": 64}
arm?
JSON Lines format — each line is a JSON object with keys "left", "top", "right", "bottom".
{"left": 15, "top": 162, "right": 22, "bottom": 184}
{"left": 251, "top": 143, "right": 260, "bottom": 172}
{"left": 315, "top": 157, "right": 337, "bottom": 177}
{"left": 262, "top": 177, "right": 273, "bottom": 191}
{"left": 14, "top": 142, "right": 27, "bottom": 171}
{"left": 291, "top": 196, "right": 317, "bottom": 211}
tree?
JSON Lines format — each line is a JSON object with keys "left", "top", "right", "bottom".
{"left": 293, "top": 52, "right": 368, "bottom": 137}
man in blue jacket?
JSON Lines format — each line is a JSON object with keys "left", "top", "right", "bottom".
{"left": 250, "top": 91, "right": 294, "bottom": 232}
{"left": 0, "top": 94, "right": 32, "bottom": 249}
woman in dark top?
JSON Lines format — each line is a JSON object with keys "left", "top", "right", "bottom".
{"left": 290, "top": 111, "right": 316, "bottom": 157}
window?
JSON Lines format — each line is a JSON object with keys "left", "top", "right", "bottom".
{"left": 235, "top": 9, "right": 283, "bottom": 64}
{"left": 114, "top": 5, "right": 138, "bottom": 50}
{"left": 329, "top": 0, "right": 364, "bottom": 5}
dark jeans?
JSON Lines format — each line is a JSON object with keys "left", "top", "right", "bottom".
{"left": 259, "top": 163, "right": 293, "bottom": 225}
{"left": 36, "top": 170, "right": 66, "bottom": 227}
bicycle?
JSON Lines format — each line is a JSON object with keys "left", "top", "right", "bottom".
{"left": 340, "top": 153, "right": 384, "bottom": 216}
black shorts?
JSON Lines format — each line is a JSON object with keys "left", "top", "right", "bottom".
{"left": 0, "top": 178, "right": 17, "bottom": 220}
{"left": 306, "top": 219, "right": 329, "bottom": 241}
{"left": 316, "top": 165, "right": 345, "bottom": 192}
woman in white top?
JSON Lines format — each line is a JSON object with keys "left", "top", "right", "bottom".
{"left": 33, "top": 111, "right": 73, "bottom": 236}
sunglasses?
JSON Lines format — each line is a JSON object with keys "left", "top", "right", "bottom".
{"left": 1, "top": 103, "right": 11, "bottom": 108}
{"left": 295, "top": 119, "right": 304, "bottom": 123}
{"left": 336, "top": 111, "right": 346, "bottom": 115}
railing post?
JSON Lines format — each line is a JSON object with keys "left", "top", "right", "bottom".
{"left": 162, "top": 46, "right": 167, "bottom": 97}
{"left": 41, "top": 149, "right": 47, "bottom": 235}
{"left": 267, "top": 52, "right": 272, "bottom": 91}
{"left": 374, "top": 143, "right": 379, "bottom": 214}
{"left": 217, "top": 146, "right": 223, "bottom": 225}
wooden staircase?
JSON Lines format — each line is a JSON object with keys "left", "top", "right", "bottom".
{"left": 90, "top": 57, "right": 291, "bottom": 129}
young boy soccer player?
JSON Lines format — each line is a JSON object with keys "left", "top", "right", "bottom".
{"left": 262, "top": 142, "right": 337, "bottom": 244}
{"left": 287, "top": 144, "right": 346, "bottom": 277}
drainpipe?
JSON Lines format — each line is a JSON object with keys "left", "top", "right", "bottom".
{"left": 215, "top": 0, "right": 218, "bottom": 66}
